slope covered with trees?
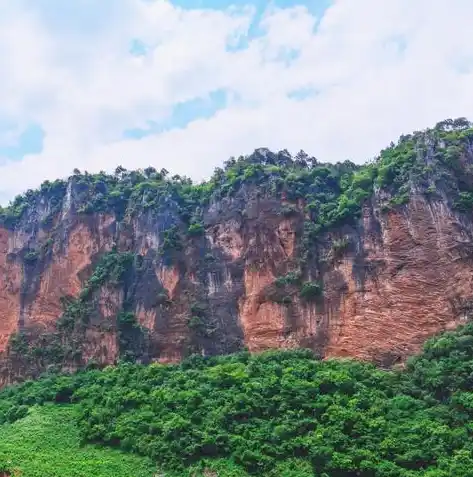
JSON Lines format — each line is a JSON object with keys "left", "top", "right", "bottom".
{"left": 1, "top": 323, "right": 473, "bottom": 476}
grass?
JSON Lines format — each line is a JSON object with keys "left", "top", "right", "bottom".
{"left": 0, "top": 405, "right": 158, "bottom": 477}
{"left": 0, "top": 402, "right": 309, "bottom": 477}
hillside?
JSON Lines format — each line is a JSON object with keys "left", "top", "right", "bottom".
{"left": 0, "top": 406, "right": 157, "bottom": 477}
{"left": 1, "top": 118, "right": 473, "bottom": 384}
{"left": 1, "top": 323, "right": 473, "bottom": 476}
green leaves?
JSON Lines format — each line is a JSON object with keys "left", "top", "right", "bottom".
{"left": 2, "top": 324, "right": 473, "bottom": 475}
{"left": 299, "top": 281, "right": 323, "bottom": 301}
{"left": 0, "top": 406, "right": 157, "bottom": 477}
{"left": 1, "top": 119, "right": 473, "bottom": 476}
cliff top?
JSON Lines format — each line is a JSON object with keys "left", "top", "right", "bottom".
{"left": 1, "top": 117, "right": 473, "bottom": 235}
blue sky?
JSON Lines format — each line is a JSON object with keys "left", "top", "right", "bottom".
{"left": 0, "top": 123, "right": 45, "bottom": 165}
{"left": 0, "top": 0, "right": 331, "bottom": 170}
{"left": 123, "top": 89, "right": 229, "bottom": 138}
{"left": 172, "top": 0, "right": 330, "bottom": 11}
{"left": 0, "top": 0, "right": 472, "bottom": 202}
{"left": 122, "top": 0, "right": 330, "bottom": 141}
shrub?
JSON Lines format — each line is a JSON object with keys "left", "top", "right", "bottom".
{"left": 299, "top": 281, "right": 323, "bottom": 300}
{"left": 23, "top": 250, "right": 40, "bottom": 264}
{"left": 3, "top": 324, "right": 473, "bottom": 475}
{"left": 455, "top": 191, "right": 473, "bottom": 212}
{"left": 188, "top": 222, "right": 205, "bottom": 236}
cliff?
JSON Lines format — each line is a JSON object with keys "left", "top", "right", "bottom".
{"left": 1, "top": 118, "right": 473, "bottom": 384}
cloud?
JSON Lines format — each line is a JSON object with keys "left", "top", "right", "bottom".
{"left": 0, "top": 0, "right": 472, "bottom": 201}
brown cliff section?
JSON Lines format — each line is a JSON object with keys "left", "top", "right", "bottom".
{"left": 211, "top": 191, "right": 473, "bottom": 366}
{"left": 323, "top": 196, "right": 473, "bottom": 365}
{"left": 1, "top": 216, "right": 114, "bottom": 343}
{"left": 2, "top": 144, "right": 473, "bottom": 383}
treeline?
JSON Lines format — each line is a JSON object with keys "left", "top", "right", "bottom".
{"left": 1, "top": 119, "right": 473, "bottom": 236}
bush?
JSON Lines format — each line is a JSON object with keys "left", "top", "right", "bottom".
{"left": 274, "top": 272, "right": 301, "bottom": 287}
{"left": 188, "top": 222, "right": 205, "bottom": 236}
{"left": 299, "top": 281, "right": 323, "bottom": 300}
{"left": 23, "top": 250, "right": 40, "bottom": 264}
{"left": 455, "top": 191, "right": 473, "bottom": 212}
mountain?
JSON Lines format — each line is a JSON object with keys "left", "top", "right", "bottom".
{"left": 1, "top": 117, "right": 473, "bottom": 385}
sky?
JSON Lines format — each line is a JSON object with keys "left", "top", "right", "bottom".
{"left": 0, "top": 0, "right": 472, "bottom": 203}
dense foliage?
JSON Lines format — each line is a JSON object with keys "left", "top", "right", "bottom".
{"left": 0, "top": 405, "right": 157, "bottom": 476}
{"left": 0, "top": 119, "right": 471, "bottom": 315}
{"left": 1, "top": 323, "right": 473, "bottom": 476}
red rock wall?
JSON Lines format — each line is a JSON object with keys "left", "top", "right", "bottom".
{"left": 0, "top": 227, "right": 22, "bottom": 353}
{"left": 325, "top": 196, "right": 471, "bottom": 363}
{"left": 1, "top": 191, "right": 473, "bottom": 381}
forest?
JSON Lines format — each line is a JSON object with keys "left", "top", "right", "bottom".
{"left": 1, "top": 322, "right": 473, "bottom": 476}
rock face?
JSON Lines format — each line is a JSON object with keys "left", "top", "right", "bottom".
{"left": 1, "top": 124, "right": 473, "bottom": 384}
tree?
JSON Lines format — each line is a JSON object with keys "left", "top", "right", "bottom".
{"left": 115, "top": 165, "right": 127, "bottom": 177}
{"left": 144, "top": 167, "right": 157, "bottom": 178}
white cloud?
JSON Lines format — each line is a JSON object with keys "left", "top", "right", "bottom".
{"left": 0, "top": 0, "right": 473, "bottom": 201}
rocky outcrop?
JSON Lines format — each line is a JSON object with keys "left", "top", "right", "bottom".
{"left": 324, "top": 196, "right": 472, "bottom": 365}
{"left": 1, "top": 129, "right": 473, "bottom": 384}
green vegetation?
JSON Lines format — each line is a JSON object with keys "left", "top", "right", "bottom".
{"left": 2, "top": 323, "right": 473, "bottom": 476}
{"left": 274, "top": 271, "right": 302, "bottom": 287}
{"left": 186, "top": 301, "right": 216, "bottom": 340}
{"left": 160, "top": 225, "right": 183, "bottom": 256}
{"left": 23, "top": 250, "right": 40, "bottom": 264}
{"left": 56, "top": 249, "right": 134, "bottom": 335}
{"left": 270, "top": 273, "right": 322, "bottom": 303}
{"left": 77, "top": 249, "right": 134, "bottom": 304}
{"left": 117, "top": 311, "right": 148, "bottom": 363}
{"left": 329, "top": 237, "right": 351, "bottom": 262}
{"left": 0, "top": 179, "right": 66, "bottom": 229}
{"left": 0, "top": 405, "right": 157, "bottom": 477}
{"left": 374, "top": 117, "right": 473, "bottom": 207}
{"left": 299, "top": 281, "right": 323, "bottom": 300}
{"left": 454, "top": 191, "right": 473, "bottom": 212}
{"left": 188, "top": 221, "right": 205, "bottom": 236}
